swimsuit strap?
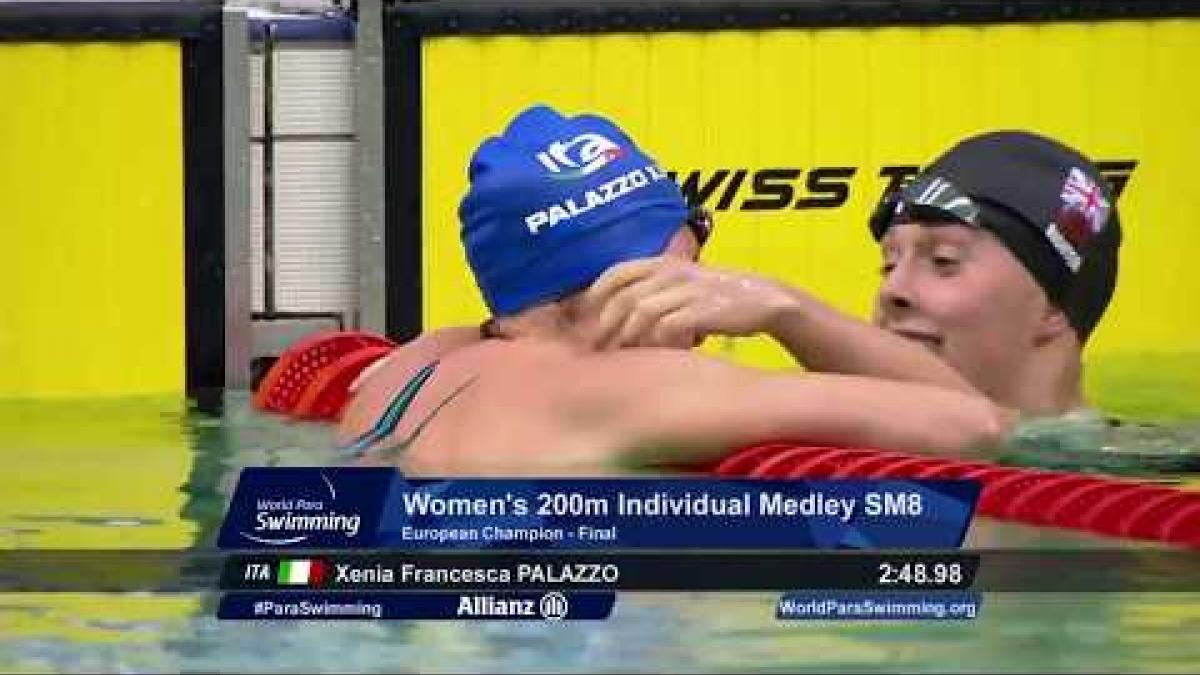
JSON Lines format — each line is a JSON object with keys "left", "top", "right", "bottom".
{"left": 340, "top": 360, "right": 480, "bottom": 458}
{"left": 340, "top": 361, "right": 439, "bottom": 454}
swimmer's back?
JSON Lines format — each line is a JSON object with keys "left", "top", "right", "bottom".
{"left": 338, "top": 336, "right": 642, "bottom": 472}
{"left": 335, "top": 326, "right": 484, "bottom": 453}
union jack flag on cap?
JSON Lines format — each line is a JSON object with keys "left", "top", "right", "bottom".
{"left": 1047, "top": 167, "right": 1113, "bottom": 272}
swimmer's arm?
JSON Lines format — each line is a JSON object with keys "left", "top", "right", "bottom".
{"left": 763, "top": 288, "right": 980, "bottom": 396}
{"left": 581, "top": 257, "right": 976, "bottom": 396}
{"left": 595, "top": 352, "right": 1012, "bottom": 463}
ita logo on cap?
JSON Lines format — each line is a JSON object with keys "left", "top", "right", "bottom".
{"left": 1046, "top": 167, "right": 1111, "bottom": 272}
{"left": 535, "top": 132, "right": 625, "bottom": 180}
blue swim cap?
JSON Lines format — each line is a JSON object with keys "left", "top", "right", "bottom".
{"left": 459, "top": 104, "right": 689, "bottom": 316}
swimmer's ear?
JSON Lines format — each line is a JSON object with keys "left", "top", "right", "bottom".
{"left": 1035, "top": 304, "right": 1073, "bottom": 344}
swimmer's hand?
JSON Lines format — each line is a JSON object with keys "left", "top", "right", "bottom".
{"left": 580, "top": 256, "right": 983, "bottom": 397}
{"left": 580, "top": 257, "right": 795, "bottom": 350}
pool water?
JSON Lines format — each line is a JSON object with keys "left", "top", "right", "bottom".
{"left": 2, "top": 393, "right": 1199, "bottom": 673}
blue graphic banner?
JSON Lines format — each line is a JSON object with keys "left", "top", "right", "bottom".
{"left": 217, "top": 468, "right": 978, "bottom": 550}
{"left": 218, "top": 591, "right": 615, "bottom": 621}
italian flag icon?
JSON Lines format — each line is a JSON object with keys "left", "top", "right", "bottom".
{"left": 277, "top": 559, "right": 327, "bottom": 586}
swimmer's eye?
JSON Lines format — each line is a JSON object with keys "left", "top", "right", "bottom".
{"left": 932, "top": 256, "right": 961, "bottom": 272}
{"left": 880, "top": 262, "right": 896, "bottom": 276}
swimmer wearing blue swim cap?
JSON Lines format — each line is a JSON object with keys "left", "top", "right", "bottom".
{"left": 337, "top": 104, "right": 1006, "bottom": 470}
{"left": 460, "top": 104, "right": 701, "bottom": 317}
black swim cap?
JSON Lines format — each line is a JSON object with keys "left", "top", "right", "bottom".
{"left": 870, "top": 131, "right": 1122, "bottom": 342}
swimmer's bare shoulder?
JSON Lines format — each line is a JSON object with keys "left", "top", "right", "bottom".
{"left": 344, "top": 341, "right": 1012, "bottom": 474}
{"left": 336, "top": 326, "right": 482, "bottom": 447}
{"left": 340, "top": 339, "right": 642, "bottom": 472}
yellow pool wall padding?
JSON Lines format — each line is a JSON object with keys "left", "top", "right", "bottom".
{"left": 420, "top": 20, "right": 1200, "bottom": 419}
{"left": 0, "top": 41, "right": 185, "bottom": 399}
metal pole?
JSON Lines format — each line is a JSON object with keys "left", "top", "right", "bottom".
{"left": 354, "top": 0, "right": 387, "bottom": 332}
{"left": 223, "top": 6, "right": 252, "bottom": 390}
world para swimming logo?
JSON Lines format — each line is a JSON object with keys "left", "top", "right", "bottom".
{"left": 535, "top": 132, "right": 624, "bottom": 180}
{"left": 238, "top": 471, "right": 362, "bottom": 546}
